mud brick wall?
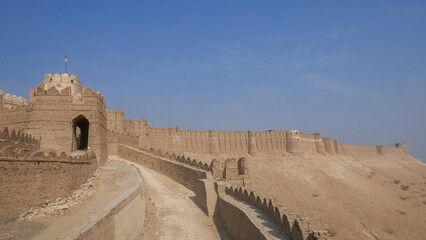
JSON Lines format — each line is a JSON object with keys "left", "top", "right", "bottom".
{"left": 117, "top": 144, "right": 207, "bottom": 191}
{"left": 0, "top": 154, "right": 97, "bottom": 219}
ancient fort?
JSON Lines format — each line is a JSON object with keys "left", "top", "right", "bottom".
{"left": 0, "top": 73, "right": 424, "bottom": 240}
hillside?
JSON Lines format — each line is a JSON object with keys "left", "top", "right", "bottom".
{"left": 183, "top": 151, "right": 426, "bottom": 239}
{"left": 249, "top": 153, "right": 426, "bottom": 240}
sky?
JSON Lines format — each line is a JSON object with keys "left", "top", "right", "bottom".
{"left": 0, "top": 1, "right": 425, "bottom": 162}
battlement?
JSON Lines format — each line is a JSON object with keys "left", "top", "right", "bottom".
{"left": 43, "top": 73, "right": 81, "bottom": 86}
{"left": 32, "top": 81, "right": 105, "bottom": 106}
{"left": 0, "top": 90, "right": 28, "bottom": 110}
{"left": 224, "top": 185, "right": 330, "bottom": 239}
{"left": 40, "top": 73, "right": 82, "bottom": 99}
{"left": 0, "top": 127, "right": 40, "bottom": 151}
{"left": 107, "top": 109, "right": 125, "bottom": 114}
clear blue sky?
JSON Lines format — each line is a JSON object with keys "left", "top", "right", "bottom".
{"left": 1, "top": 1, "right": 425, "bottom": 162}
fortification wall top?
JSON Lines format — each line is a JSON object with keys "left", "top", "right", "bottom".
{"left": 41, "top": 73, "right": 82, "bottom": 98}
{"left": 0, "top": 90, "right": 28, "bottom": 110}
{"left": 33, "top": 81, "right": 105, "bottom": 106}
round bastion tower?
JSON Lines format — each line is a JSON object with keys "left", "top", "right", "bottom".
{"left": 43, "top": 73, "right": 82, "bottom": 100}
{"left": 24, "top": 72, "right": 108, "bottom": 165}
{"left": 286, "top": 130, "right": 302, "bottom": 156}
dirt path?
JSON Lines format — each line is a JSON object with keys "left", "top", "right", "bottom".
{"left": 115, "top": 157, "right": 222, "bottom": 240}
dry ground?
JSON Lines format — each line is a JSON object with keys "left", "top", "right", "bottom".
{"left": 185, "top": 151, "right": 426, "bottom": 240}
{"left": 121, "top": 158, "right": 229, "bottom": 240}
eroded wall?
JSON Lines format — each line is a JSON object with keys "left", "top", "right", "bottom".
{"left": 0, "top": 147, "right": 97, "bottom": 219}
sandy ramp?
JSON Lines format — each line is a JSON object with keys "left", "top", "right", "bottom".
{"left": 114, "top": 156, "right": 226, "bottom": 240}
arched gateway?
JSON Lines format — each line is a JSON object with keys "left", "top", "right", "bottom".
{"left": 72, "top": 114, "right": 89, "bottom": 151}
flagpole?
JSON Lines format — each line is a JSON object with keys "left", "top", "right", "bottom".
{"left": 64, "top": 55, "right": 68, "bottom": 73}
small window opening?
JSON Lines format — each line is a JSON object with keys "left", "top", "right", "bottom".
{"left": 238, "top": 158, "right": 245, "bottom": 175}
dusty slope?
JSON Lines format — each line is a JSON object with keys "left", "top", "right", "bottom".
{"left": 249, "top": 153, "right": 426, "bottom": 240}
{"left": 184, "top": 151, "right": 426, "bottom": 240}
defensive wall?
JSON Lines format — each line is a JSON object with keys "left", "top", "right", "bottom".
{"left": 115, "top": 143, "right": 329, "bottom": 239}
{"left": 0, "top": 127, "right": 98, "bottom": 219}
{"left": 0, "top": 73, "right": 108, "bottom": 165}
{"left": 106, "top": 109, "right": 409, "bottom": 158}
{"left": 116, "top": 143, "right": 218, "bottom": 216}
{"left": 219, "top": 185, "right": 329, "bottom": 240}
{"left": 107, "top": 131, "right": 139, "bottom": 155}
{"left": 0, "top": 89, "right": 28, "bottom": 110}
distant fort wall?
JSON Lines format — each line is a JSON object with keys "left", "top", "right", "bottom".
{"left": 107, "top": 109, "right": 408, "bottom": 158}
{"left": 0, "top": 90, "right": 29, "bottom": 132}
{"left": 0, "top": 89, "right": 28, "bottom": 110}
{"left": 342, "top": 144, "right": 379, "bottom": 156}
{"left": 380, "top": 145, "right": 407, "bottom": 155}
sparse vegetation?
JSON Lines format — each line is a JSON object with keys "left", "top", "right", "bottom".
{"left": 327, "top": 229, "right": 337, "bottom": 237}
{"left": 392, "top": 180, "right": 401, "bottom": 185}
{"left": 367, "top": 172, "right": 376, "bottom": 179}
{"left": 384, "top": 227, "right": 395, "bottom": 235}
{"left": 312, "top": 194, "right": 319, "bottom": 197}
{"left": 400, "top": 185, "right": 410, "bottom": 191}
{"left": 397, "top": 210, "right": 406, "bottom": 215}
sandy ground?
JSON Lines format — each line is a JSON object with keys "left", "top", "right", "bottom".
{"left": 186, "top": 151, "right": 426, "bottom": 240}
{"left": 116, "top": 157, "right": 228, "bottom": 240}
{"left": 250, "top": 153, "right": 426, "bottom": 240}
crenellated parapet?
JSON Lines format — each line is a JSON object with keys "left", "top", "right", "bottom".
{"left": 0, "top": 126, "right": 96, "bottom": 163}
{"left": 0, "top": 127, "right": 40, "bottom": 151}
{"left": 0, "top": 90, "right": 28, "bottom": 111}
{"left": 43, "top": 73, "right": 82, "bottom": 97}
{"left": 31, "top": 75, "right": 105, "bottom": 107}
{"left": 146, "top": 147, "right": 212, "bottom": 172}
{"left": 224, "top": 185, "right": 330, "bottom": 239}
{"left": 108, "top": 108, "right": 410, "bottom": 159}
{"left": 0, "top": 145, "right": 97, "bottom": 163}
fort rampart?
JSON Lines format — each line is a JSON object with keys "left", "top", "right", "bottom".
{"left": 221, "top": 185, "right": 329, "bottom": 240}
{"left": 107, "top": 109, "right": 408, "bottom": 158}
{"left": 115, "top": 142, "right": 328, "bottom": 239}
{"left": 116, "top": 144, "right": 218, "bottom": 216}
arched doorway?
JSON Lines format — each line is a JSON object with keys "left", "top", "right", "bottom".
{"left": 72, "top": 115, "right": 89, "bottom": 151}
